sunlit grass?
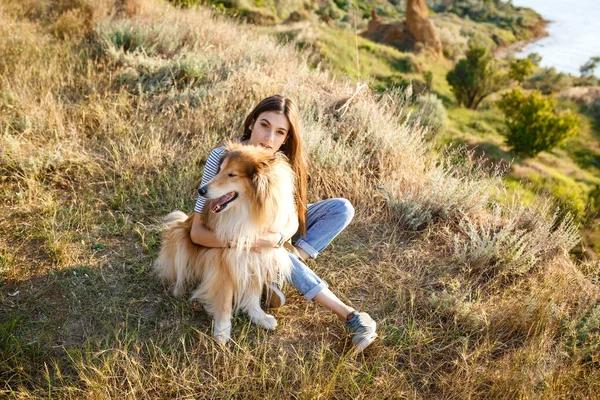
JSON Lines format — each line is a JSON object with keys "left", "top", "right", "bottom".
{"left": 1, "top": 0, "right": 599, "bottom": 398}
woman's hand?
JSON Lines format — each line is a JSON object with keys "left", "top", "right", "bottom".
{"left": 191, "top": 213, "right": 230, "bottom": 248}
{"left": 251, "top": 232, "right": 281, "bottom": 250}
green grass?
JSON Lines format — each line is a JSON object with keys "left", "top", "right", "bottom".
{"left": 278, "top": 24, "right": 421, "bottom": 90}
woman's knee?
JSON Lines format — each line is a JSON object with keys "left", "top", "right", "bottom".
{"left": 332, "top": 198, "right": 355, "bottom": 225}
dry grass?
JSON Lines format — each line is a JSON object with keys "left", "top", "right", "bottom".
{"left": 1, "top": 0, "right": 599, "bottom": 398}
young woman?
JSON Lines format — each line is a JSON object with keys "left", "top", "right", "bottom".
{"left": 190, "top": 95, "right": 377, "bottom": 352}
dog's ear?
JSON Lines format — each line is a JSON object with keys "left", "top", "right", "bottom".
{"left": 252, "top": 170, "right": 270, "bottom": 207}
{"left": 253, "top": 150, "right": 285, "bottom": 205}
{"left": 252, "top": 156, "right": 276, "bottom": 206}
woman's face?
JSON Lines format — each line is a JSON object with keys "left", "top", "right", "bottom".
{"left": 247, "top": 111, "right": 290, "bottom": 154}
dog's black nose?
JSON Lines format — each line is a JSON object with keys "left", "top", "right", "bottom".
{"left": 198, "top": 186, "right": 207, "bottom": 197}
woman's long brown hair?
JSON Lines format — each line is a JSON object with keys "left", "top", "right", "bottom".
{"left": 240, "top": 95, "right": 308, "bottom": 235}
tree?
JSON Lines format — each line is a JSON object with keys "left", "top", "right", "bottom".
{"left": 580, "top": 56, "right": 600, "bottom": 77}
{"left": 509, "top": 58, "right": 534, "bottom": 84}
{"left": 497, "top": 88, "right": 579, "bottom": 157}
{"left": 446, "top": 44, "right": 507, "bottom": 109}
{"left": 527, "top": 52, "right": 542, "bottom": 66}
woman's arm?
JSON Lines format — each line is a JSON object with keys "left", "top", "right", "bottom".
{"left": 193, "top": 147, "right": 226, "bottom": 215}
{"left": 190, "top": 213, "right": 229, "bottom": 247}
{"left": 191, "top": 147, "right": 227, "bottom": 247}
{"left": 191, "top": 212, "right": 293, "bottom": 249}
{"left": 191, "top": 145, "right": 299, "bottom": 249}
{"left": 252, "top": 212, "right": 300, "bottom": 249}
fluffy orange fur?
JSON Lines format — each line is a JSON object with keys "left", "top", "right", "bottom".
{"left": 154, "top": 143, "right": 298, "bottom": 342}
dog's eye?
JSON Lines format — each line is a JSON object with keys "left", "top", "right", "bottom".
{"left": 228, "top": 173, "right": 236, "bottom": 178}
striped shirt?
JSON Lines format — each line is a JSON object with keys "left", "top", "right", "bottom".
{"left": 194, "top": 147, "right": 227, "bottom": 213}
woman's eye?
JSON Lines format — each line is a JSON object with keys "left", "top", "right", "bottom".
{"left": 228, "top": 173, "right": 236, "bottom": 178}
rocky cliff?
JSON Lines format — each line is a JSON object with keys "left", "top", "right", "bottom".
{"left": 363, "top": 0, "right": 442, "bottom": 55}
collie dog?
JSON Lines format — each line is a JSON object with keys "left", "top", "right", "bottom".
{"left": 154, "top": 143, "right": 298, "bottom": 342}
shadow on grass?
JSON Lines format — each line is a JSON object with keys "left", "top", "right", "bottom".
{"left": 579, "top": 105, "right": 600, "bottom": 139}
{"left": 433, "top": 91, "right": 455, "bottom": 107}
{"left": 0, "top": 226, "right": 373, "bottom": 396}
{"left": 0, "top": 247, "right": 216, "bottom": 393}
{"left": 444, "top": 137, "right": 517, "bottom": 168}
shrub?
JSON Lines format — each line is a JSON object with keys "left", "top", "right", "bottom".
{"left": 115, "top": 0, "right": 142, "bottom": 16}
{"left": 524, "top": 67, "right": 574, "bottom": 94}
{"left": 317, "top": 0, "right": 344, "bottom": 21}
{"left": 497, "top": 88, "right": 579, "bottom": 157}
{"left": 588, "top": 185, "right": 600, "bottom": 216}
{"left": 415, "top": 93, "right": 448, "bottom": 137}
{"left": 386, "top": 146, "right": 504, "bottom": 231}
{"left": 509, "top": 58, "right": 534, "bottom": 84}
{"left": 52, "top": 8, "right": 90, "bottom": 39}
{"left": 527, "top": 52, "right": 542, "bottom": 66}
{"left": 579, "top": 55, "right": 600, "bottom": 79}
{"left": 436, "top": 23, "right": 468, "bottom": 61}
{"left": 50, "top": 0, "right": 107, "bottom": 39}
{"left": 453, "top": 201, "right": 580, "bottom": 279}
{"left": 446, "top": 44, "right": 507, "bottom": 109}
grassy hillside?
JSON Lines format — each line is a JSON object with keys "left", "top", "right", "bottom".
{"left": 1, "top": 0, "right": 599, "bottom": 398}
{"left": 265, "top": 3, "right": 600, "bottom": 257}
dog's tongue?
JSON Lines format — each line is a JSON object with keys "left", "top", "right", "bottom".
{"left": 210, "top": 192, "right": 236, "bottom": 213}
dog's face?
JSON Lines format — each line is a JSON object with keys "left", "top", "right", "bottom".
{"left": 199, "top": 144, "right": 274, "bottom": 214}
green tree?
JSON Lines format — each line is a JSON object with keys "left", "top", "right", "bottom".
{"left": 527, "top": 52, "right": 542, "bottom": 66}
{"left": 497, "top": 88, "right": 579, "bottom": 157}
{"left": 580, "top": 56, "right": 600, "bottom": 77}
{"left": 509, "top": 58, "right": 534, "bottom": 84}
{"left": 446, "top": 44, "right": 507, "bottom": 109}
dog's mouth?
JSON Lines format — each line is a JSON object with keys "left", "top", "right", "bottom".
{"left": 210, "top": 192, "right": 238, "bottom": 213}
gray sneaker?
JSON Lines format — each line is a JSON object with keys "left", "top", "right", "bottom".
{"left": 344, "top": 311, "right": 378, "bottom": 353}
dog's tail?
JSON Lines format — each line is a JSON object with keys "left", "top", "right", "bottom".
{"left": 163, "top": 210, "right": 188, "bottom": 226}
{"left": 154, "top": 210, "right": 192, "bottom": 296}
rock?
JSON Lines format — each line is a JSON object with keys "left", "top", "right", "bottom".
{"left": 363, "top": 10, "right": 413, "bottom": 51}
{"left": 320, "top": 14, "right": 335, "bottom": 27}
{"left": 284, "top": 9, "right": 313, "bottom": 24}
{"left": 406, "top": 0, "right": 443, "bottom": 55}
{"left": 366, "top": 9, "right": 382, "bottom": 33}
{"left": 363, "top": 6, "right": 442, "bottom": 56}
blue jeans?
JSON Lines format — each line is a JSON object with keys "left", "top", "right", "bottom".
{"left": 289, "top": 198, "right": 355, "bottom": 301}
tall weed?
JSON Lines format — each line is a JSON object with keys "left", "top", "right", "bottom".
{"left": 453, "top": 199, "right": 580, "bottom": 279}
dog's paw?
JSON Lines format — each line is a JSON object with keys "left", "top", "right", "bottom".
{"left": 255, "top": 313, "right": 277, "bottom": 330}
{"left": 173, "top": 284, "right": 184, "bottom": 298}
{"left": 213, "top": 322, "right": 231, "bottom": 343}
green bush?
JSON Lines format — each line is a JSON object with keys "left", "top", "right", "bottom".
{"left": 580, "top": 56, "right": 600, "bottom": 77}
{"left": 497, "top": 88, "right": 579, "bottom": 157}
{"left": 524, "top": 67, "right": 574, "bottom": 94}
{"left": 446, "top": 44, "right": 507, "bottom": 109}
{"left": 527, "top": 52, "right": 542, "bottom": 66}
{"left": 436, "top": 22, "right": 468, "bottom": 60}
{"left": 416, "top": 93, "right": 448, "bottom": 136}
{"left": 509, "top": 58, "right": 534, "bottom": 84}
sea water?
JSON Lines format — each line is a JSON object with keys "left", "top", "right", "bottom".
{"left": 511, "top": 0, "right": 600, "bottom": 76}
